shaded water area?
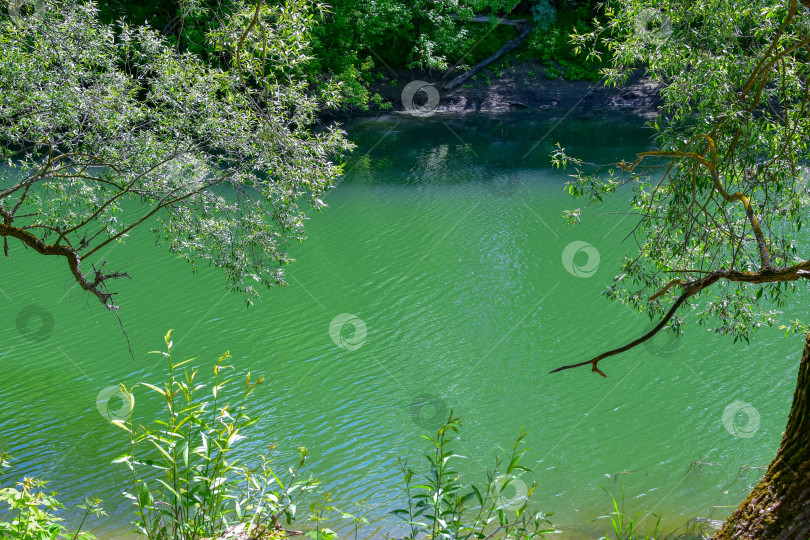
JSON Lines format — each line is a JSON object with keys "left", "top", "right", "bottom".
{"left": 1, "top": 112, "right": 804, "bottom": 538}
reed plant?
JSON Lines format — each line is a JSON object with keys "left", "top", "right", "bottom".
{"left": 0, "top": 454, "right": 104, "bottom": 540}
{"left": 114, "top": 331, "right": 317, "bottom": 540}
{"left": 394, "top": 413, "right": 556, "bottom": 540}
{"left": 597, "top": 490, "right": 660, "bottom": 540}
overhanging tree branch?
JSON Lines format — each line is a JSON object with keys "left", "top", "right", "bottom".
{"left": 551, "top": 262, "right": 810, "bottom": 377}
{"left": 0, "top": 222, "right": 130, "bottom": 309}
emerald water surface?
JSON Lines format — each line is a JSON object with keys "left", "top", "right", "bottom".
{"left": 0, "top": 112, "right": 803, "bottom": 538}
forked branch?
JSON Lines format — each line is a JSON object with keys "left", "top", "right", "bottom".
{"left": 551, "top": 262, "right": 810, "bottom": 376}
{"left": 618, "top": 136, "right": 773, "bottom": 270}
{"left": 0, "top": 222, "right": 130, "bottom": 309}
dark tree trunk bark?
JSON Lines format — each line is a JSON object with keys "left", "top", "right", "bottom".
{"left": 713, "top": 334, "right": 810, "bottom": 539}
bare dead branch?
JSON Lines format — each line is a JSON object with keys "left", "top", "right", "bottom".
{"left": 443, "top": 20, "right": 532, "bottom": 91}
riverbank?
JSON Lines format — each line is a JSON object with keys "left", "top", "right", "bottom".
{"left": 325, "top": 61, "right": 662, "bottom": 117}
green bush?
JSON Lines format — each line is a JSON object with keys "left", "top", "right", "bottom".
{"left": 525, "top": 6, "right": 605, "bottom": 81}
{"left": 0, "top": 455, "right": 104, "bottom": 540}
{"left": 394, "top": 414, "right": 556, "bottom": 540}
{"left": 113, "top": 331, "right": 318, "bottom": 540}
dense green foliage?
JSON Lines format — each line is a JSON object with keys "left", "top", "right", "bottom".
{"left": 92, "top": 0, "right": 603, "bottom": 108}
{"left": 524, "top": 6, "right": 604, "bottom": 81}
{"left": 0, "top": 0, "right": 351, "bottom": 307}
{"left": 560, "top": 0, "right": 810, "bottom": 342}
{"left": 0, "top": 455, "right": 104, "bottom": 540}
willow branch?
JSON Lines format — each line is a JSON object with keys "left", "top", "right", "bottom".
{"left": 0, "top": 223, "right": 129, "bottom": 308}
{"left": 649, "top": 278, "right": 684, "bottom": 301}
{"left": 56, "top": 151, "right": 187, "bottom": 244}
{"left": 619, "top": 140, "right": 773, "bottom": 270}
{"left": 549, "top": 280, "right": 708, "bottom": 377}
{"left": 83, "top": 172, "right": 232, "bottom": 258}
{"left": 551, "top": 262, "right": 810, "bottom": 377}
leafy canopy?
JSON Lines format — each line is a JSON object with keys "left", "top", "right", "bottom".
{"left": 560, "top": 0, "right": 810, "bottom": 350}
{"left": 0, "top": 0, "right": 352, "bottom": 308}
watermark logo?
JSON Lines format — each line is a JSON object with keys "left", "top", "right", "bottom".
{"left": 96, "top": 385, "right": 135, "bottom": 422}
{"left": 16, "top": 305, "right": 54, "bottom": 343}
{"left": 489, "top": 474, "right": 528, "bottom": 510}
{"left": 401, "top": 80, "right": 440, "bottom": 113}
{"left": 562, "top": 241, "right": 600, "bottom": 278}
{"left": 722, "top": 400, "right": 760, "bottom": 438}
{"left": 329, "top": 313, "right": 367, "bottom": 351}
{"left": 634, "top": 8, "right": 672, "bottom": 45}
{"left": 643, "top": 323, "right": 680, "bottom": 358}
{"left": 7, "top": 0, "right": 44, "bottom": 22}
{"left": 486, "top": 171, "right": 522, "bottom": 198}
{"left": 172, "top": 154, "right": 211, "bottom": 182}
{"left": 409, "top": 393, "right": 448, "bottom": 430}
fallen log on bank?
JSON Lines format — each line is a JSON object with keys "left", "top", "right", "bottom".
{"left": 443, "top": 17, "right": 532, "bottom": 91}
{"left": 448, "top": 14, "right": 528, "bottom": 27}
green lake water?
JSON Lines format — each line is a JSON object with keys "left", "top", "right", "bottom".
{"left": 0, "top": 112, "right": 804, "bottom": 539}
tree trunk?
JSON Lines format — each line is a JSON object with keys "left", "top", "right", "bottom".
{"left": 713, "top": 334, "right": 810, "bottom": 539}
